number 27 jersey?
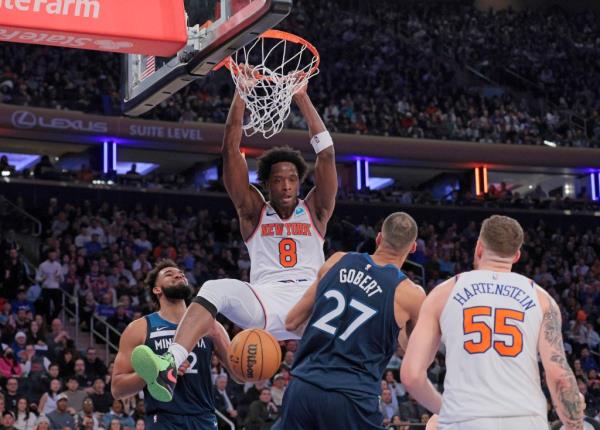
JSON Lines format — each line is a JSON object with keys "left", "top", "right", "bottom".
{"left": 245, "top": 200, "right": 325, "bottom": 285}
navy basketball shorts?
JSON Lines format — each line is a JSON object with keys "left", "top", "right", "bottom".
{"left": 272, "top": 378, "right": 386, "bottom": 430}
{"left": 145, "top": 412, "right": 217, "bottom": 430}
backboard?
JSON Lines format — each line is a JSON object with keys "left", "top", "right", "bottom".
{"left": 121, "top": 0, "right": 292, "bottom": 117}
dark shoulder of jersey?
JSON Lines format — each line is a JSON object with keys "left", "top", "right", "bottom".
{"left": 144, "top": 312, "right": 215, "bottom": 415}
{"left": 292, "top": 252, "right": 406, "bottom": 401}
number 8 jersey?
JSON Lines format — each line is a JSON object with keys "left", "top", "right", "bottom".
{"left": 245, "top": 200, "right": 325, "bottom": 285}
{"left": 439, "top": 270, "right": 547, "bottom": 424}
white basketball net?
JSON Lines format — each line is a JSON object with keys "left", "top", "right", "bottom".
{"left": 228, "top": 32, "right": 319, "bottom": 139}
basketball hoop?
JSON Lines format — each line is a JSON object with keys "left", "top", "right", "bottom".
{"left": 218, "top": 29, "right": 320, "bottom": 139}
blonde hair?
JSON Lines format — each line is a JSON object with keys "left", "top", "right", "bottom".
{"left": 479, "top": 215, "right": 524, "bottom": 258}
{"left": 381, "top": 212, "right": 418, "bottom": 252}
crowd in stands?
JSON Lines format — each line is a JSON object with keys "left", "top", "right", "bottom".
{"left": 1, "top": 2, "right": 600, "bottom": 147}
{"left": 0, "top": 193, "right": 599, "bottom": 429}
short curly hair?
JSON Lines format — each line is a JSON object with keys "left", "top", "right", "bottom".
{"left": 145, "top": 259, "right": 178, "bottom": 306}
{"left": 256, "top": 146, "right": 308, "bottom": 185}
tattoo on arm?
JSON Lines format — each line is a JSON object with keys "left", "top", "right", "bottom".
{"left": 543, "top": 301, "right": 584, "bottom": 430}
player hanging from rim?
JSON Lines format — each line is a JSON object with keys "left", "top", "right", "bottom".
{"left": 131, "top": 74, "right": 338, "bottom": 402}
{"left": 112, "top": 260, "right": 233, "bottom": 430}
{"left": 272, "top": 212, "right": 426, "bottom": 430}
{"left": 401, "top": 215, "right": 585, "bottom": 430}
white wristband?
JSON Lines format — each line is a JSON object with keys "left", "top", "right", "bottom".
{"left": 310, "top": 131, "right": 334, "bottom": 153}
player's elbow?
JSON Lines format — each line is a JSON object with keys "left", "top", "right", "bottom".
{"left": 110, "top": 379, "right": 126, "bottom": 400}
{"left": 284, "top": 317, "right": 298, "bottom": 332}
{"left": 400, "top": 361, "right": 423, "bottom": 393}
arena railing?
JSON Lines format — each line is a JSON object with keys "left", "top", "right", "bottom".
{"left": 0, "top": 195, "right": 42, "bottom": 237}
{"left": 214, "top": 410, "right": 235, "bottom": 430}
{"left": 59, "top": 288, "right": 80, "bottom": 349}
{"left": 90, "top": 314, "right": 121, "bottom": 361}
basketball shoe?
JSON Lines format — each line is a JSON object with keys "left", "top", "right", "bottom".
{"left": 131, "top": 345, "right": 177, "bottom": 402}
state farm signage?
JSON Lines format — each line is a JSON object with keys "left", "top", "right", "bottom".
{"left": 1, "top": 105, "right": 203, "bottom": 143}
{"left": 0, "top": 0, "right": 100, "bottom": 18}
{"left": 0, "top": 0, "right": 187, "bottom": 56}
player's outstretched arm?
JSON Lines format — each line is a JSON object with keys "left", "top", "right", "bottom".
{"left": 537, "top": 288, "right": 585, "bottom": 430}
{"left": 285, "top": 252, "right": 346, "bottom": 335}
{"left": 401, "top": 282, "right": 448, "bottom": 414}
{"left": 112, "top": 318, "right": 147, "bottom": 400}
{"left": 222, "top": 92, "right": 264, "bottom": 239}
{"left": 294, "top": 87, "right": 337, "bottom": 232}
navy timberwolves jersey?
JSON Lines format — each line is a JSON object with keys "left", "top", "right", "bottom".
{"left": 293, "top": 253, "right": 406, "bottom": 401}
{"left": 144, "top": 313, "right": 215, "bottom": 415}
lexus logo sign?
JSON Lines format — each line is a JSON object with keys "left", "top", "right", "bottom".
{"left": 10, "top": 110, "right": 108, "bottom": 133}
{"left": 11, "top": 111, "right": 36, "bottom": 129}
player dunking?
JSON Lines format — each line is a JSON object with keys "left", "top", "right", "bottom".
{"left": 401, "top": 215, "right": 585, "bottom": 430}
{"left": 132, "top": 82, "right": 337, "bottom": 402}
{"left": 112, "top": 260, "right": 233, "bottom": 430}
{"left": 273, "top": 212, "right": 426, "bottom": 430}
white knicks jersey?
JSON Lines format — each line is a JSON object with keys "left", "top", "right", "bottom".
{"left": 438, "top": 270, "right": 547, "bottom": 424}
{"left": 245, "top": 200, "right": 325, "bottom": 285}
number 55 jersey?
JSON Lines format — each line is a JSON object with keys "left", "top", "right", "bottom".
{"left": 439, "top": 269, "right": 546, "bottom": 424}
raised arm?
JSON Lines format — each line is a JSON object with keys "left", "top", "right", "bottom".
{"left": 222, "top": 92, "right": 265, "bottom": 240}
{"left": 111, "top": 318, "right": 147, "bottom": 400}
{"left": 285, "top": 252, "right": 346, "bottom": 335}
{"left": 537, "top": 288, "right": 584, "bottom": 430}
{"left": 294, "top": 88, "right": 337, "bottom": 232}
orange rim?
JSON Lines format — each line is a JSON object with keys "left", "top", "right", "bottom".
{"left": 214, "top": 29, "right": 320, "bottom": 78}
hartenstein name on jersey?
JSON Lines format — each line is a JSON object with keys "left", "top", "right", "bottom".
{"left": 154, "top": 337, "right": 207, "bottom": 351}
{"left": 339, "top": 268, "right": 383, "bottom": 297}
{"left": 453, "top": 282, "right": 536, "bottom": 310}
{"left": 261, "top": 223, "right": 312, "bottom": 237}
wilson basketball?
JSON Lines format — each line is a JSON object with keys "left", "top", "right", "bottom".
{"left": 228, "top": 329, "right": 282, "bottom": 382}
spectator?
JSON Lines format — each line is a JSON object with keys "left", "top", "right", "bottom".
{"left": 399, "top": 395, "right": 428, "bottom": 422}
{"left": 76, "top": 398, "right": 99, "bottom": 430}
{"left": 14, "top": 397, "right": 36, "bottom": 430}
{"left": 33, "top": 416, "right": 50, "bottom": 430}
{"left": 129, "top": 400, "right": 145, "bottom": 423}
{"left": 581, "top": 348, "right": 599, "bottom": 373}
{"left": 0, "top": 349, "right": 22, "bottom": 380}
{"left": 384, "top": 369, "right": 407, "bottom": 402}
{"left": 45, "top": 319, "right": 71, "bottom": 359}
{"left": 269, "top": 374, "right": 286, "bottom": 407}
{"left": 35, "top": 251, "right": 63, "bottom": 322}
{"left": 2, "top": 249, "right": 29, "bottom": 299}
{"left": 243, "top": 388, "right": 278, "bottom": 430}
{"left": 101, "top": 400, "right": 134, "bottom": 430}
{"left": 38, "top": 379, "right": 62, "bottom": 416}
{"left": 213, "top": 375, "right": 238, "bottom": 427}
{"left": 380, "top": 388, "right": 400, "bottom": 427}
{"left": 62, "top": 377, "right": 87, "bottom": 414}
{"left": 83, "top": 349, "right": 107, "bottom": 383}
{"left": 2, "top": 410, "right": 17, "bottom": 430}
{"left": 88, "top": 379, "right": 112, "bottom": 414}
{"left": 72, "top": 359, "right": 93, "bottom": 390}
{"left": 46, "top": 394, "right": 75, "bottom": 430}
{"left": 4, "top": 378, "right": 21, "bottom": 413}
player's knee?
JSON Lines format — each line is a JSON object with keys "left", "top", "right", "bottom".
{"left": 196, "top": 279, "right": 223, "bottom": 297}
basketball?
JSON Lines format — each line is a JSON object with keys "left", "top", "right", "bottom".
{"left": 228, "top": 329, "right": 282, "bottom": 382}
